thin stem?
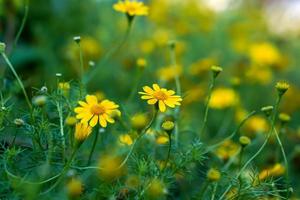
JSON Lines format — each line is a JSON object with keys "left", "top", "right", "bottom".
{"left": 56, "top": 101, "right": 65, "bottom": 162}
{"left": 271, "top": 121, "right": 290, "bottom": 198}
{"left": 76, "top": 42, "right": 85, "bottom": 98}
{"left": 161, "top": 133, "right": 172, "bottom": 172}
{"left": 211, "top": 183, "right": 218, "bottom": 200}
{"left": 1, "top": 53, "right": 32, "bottom": 110}
{"left": 198, "top": 180, "right": 210, "bottom": 200}
{"left": 218, "top": 96, "right": 282, "bottom": 200}
{"left": 207, "top": 111, "right": 256, "bottom": 151}
{"left": 169, "top": 42, "right": 181, "bottom": 147}
{"left": 117, "top": 107, "right": 158, "bottom": 169}
{"left": 12, "top": 0, "right": 29, "bottom": 52}
{"left": 87, "top": 128, "right": 99, "bottom": 165}
{"left": 84, "top": 22, "right": 133, "bottom": 84}
{"left": 200, "top": 77, "right": 216, "bottom": 139}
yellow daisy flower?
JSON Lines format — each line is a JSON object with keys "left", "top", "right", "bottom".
{"left": 74, "top": 95, "right": 121, "bottom": 128}
{"left": 113, "top": 0, "right": 149, "bottom": 16}
{"left": 74, "top": 123, "right": 92, "bottom": 141}
{"left": 139, "top": 84, "right": 182, "bottom": 112}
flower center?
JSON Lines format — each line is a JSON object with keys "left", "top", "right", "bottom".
{"left": 154, "top": 91, "right": 168, "bottom": 100}
{"left": 90, "top": 104, "right": 106, "bottom": 115}
{"left": 127, "top": 5, "right": 137, "bottom": 13}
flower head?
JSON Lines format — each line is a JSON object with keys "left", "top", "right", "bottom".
{"left": 119, "top": 134, "right": 133, "bottom": 146}
{"left": 74, "top": 95, "right": 121, "bottom": 127}
{"left": 74, "top": 123, "right": 92, "bottom": 141}
{"left": 275, "top": 81, "right": 290, "bottom": 96}
{"left": 67, "top": 178, "right": 83, "bottom": 197}
{"left": 139, "top": 84, "right": 182, "bottom": 112}
{"left": 207, "top": 168, "right": 221, "bottom": 182}
{"left": 113, "top": 0, "right": 149, "bottom": 16}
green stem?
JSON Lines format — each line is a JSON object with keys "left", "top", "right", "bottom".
{"left": 84, "top": 22, "right": 132, "bottom": 84}
{"left": 207, "top": 111, "right": 256, "bottom": 151}
{"left": 56, "top": 101, "right": 66, "bottom": 162}
{"left": 218, "top": 96, "right": 282, "bottom": 200}
{"left": 211, "top": 183, "right": 218, "bottom": 200}
{"left": 1, "top": 53, "right": 32, "bottom": 110}
{"left": 117, "top": 107, "right": 158, "bottom": 169}
{"left": 271, "top": 121, "right": 290, "bottom": 198}
{"left": 76, "top": 42, "right": 85, "bottom": 98}
{"left": 12, "top": 0, "right": 29, "bottom": 52}
{"left": 198, "top": 180, "right": 210, "bottom": 200}
{"left": 87, "top": 128, "right": 99, "bottom": 165}
{"left": 161, "top": 133, "right": 172, "bottom": 172}
{"left": 169, "top": 42, "right": 181, "bottom": 147}
{"left": 200, "top": 77, "right": 216, "bottom": 139}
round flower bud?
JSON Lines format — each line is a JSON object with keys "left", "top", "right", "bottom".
{"left": 279, "top": 113, "right": 291, "bottom": 124}
{"left": 239, "top": 136, "right": 251, "bottom": 147}
{"left": 73, "top": 36, "right": 81, "bottom": 44}
{"left": 131, "top": 113, "right": 148, "bottom": 131}
{"left": 0, "top": 42, "right": 6, "bottom": 53}
{"left": 65, "top": 116, "right": 77, "bottom": 126}
{"left": 207, "top": 168, "right": 221, "bottom": 182}
{"left": 275, "top": 81, "right": 289, "bottom": 96}
{"left": 211, "top": 65, "right": 223, "bottom": 78}
{"left": 261, "top": 106, "right": 273, "bottom": 117}
{"left": 161, "top": 120, "right": 175, "bottom": 134}
{"left": 32, "top": 95, "right": 47, "bottom": 106}
{"left": 67, "top": 178, "right": 83, "bottom": 197}
{"left": 136, "top": 58, "right": 147, "bottom": 69}
{"left": 14, "top": 118, "right": 25, "bottom": 127}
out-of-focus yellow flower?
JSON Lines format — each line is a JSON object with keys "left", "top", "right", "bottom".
{"left": 244, "top": 116, "right": 269, "bottom": 134}
{"left": 215, "top": 140, "right": 239, "bottom": 160}
{"left": 119, "top": 134, "right": 133, "bottom": 146}
{"left": 139, "top": 40, "right": 155, "bottom": 54}
{"left": 131, "top": 113, "right": 148, "bottom": 130}
{"left": 258, "top": 163, "right": 285, "bottom": 181}
{"left": 98, "top": 155, "right": 126, "bottom": 181}
{"left": 184, "top": 86, "right": 205, "bottom": 104}
{"left": 207, "top": 168, "right": 221, "bottom": 181}
{"left": 67, "top": 178, "right": 83, "bottom": 197}
{"left": 235, "top": 108, "right": 248, "bottom": 122}
{"left": 74, "top": 123, "right": 92, "bottom": 141}
{"left": 74, "top": 95, "right": 121, "bottom": 127}
{"left": 209, "top": 88, "right": 239, "bottom": 109}
{"left": 93, "top": 91, "right": 106, "bottom": 101}
{"left": 146, "top": 178, "right": 166, "bottom": 198}
{"left": 139, "top": 84, "right": 182, "bottom": 112}
{"left": 156, "top": 135, "right": 169, "bottom": 145}
{"left": 58, "top": 82, "right": 70, "bottom": 91}
{"left": 189, "top": 58, "right": 216, "bottom": 76}
{"left": 246, "top": 66, "right": 272, "bottom": 85}
{"left": 226, "top": 188, "right": 238, "bottom": 200}
{"left": 248, "top": 42, "right": 281, "bottom": 66}
{"left": 126, "top": 175, "right": 140, "bottom": 189}
{"left": 113, "top": 0, "right": 149, "bottom": 16}
{"left": 153, "top": 29, "right": 170, "bottom": 46}
{"left": 136, "top": 58, "right": 147, "bottom": 69}
{"left": 157, "top": 65, "right": 182, "bottom": 82}
{"left": 66, "top": 36, "right": 102, "bottom": 66}
{"left": 65, "top": 116, "right": 77, "bottom": 126}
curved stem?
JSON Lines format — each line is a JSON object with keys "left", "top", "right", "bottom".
{"left": 200, "top": 77, "right": 216, "bottom": 139}
{"left": 161, "top": 133, "right": 172, "bottom": 172}
{"left": 218, "top": 96, "right": 282, "bottom": 200}
{"left": 207, "top": 111, "right": 256, "bottom": 151}
{"left": 84, "top": 22, "right": 133, "bottom": 84}
{"left": 117, "top": 107, "right": 157, "bottom": 169}
{"left": 12, "top": 0, "right": 29, "bottom": 52}
{"left": 56, "top": 101, "right": 65, "bottom": 162}
{"left": 1, "top": 53, "right": 32, "bottom": 110}
{"left": 87, "top": 128, "right": 99, "bottom": 165}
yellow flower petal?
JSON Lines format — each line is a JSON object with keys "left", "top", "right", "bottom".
{"left": 158, "top": 100, "right": 166, "bottom": 112}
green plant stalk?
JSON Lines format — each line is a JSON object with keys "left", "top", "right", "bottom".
{"left": 1, "top": 53, "right": 32, "bottom": 110}
{"left": 87, "top": 127, "right": 99, "bottom": 165}
{"left": 169, "top": 43, "right": 181, "bottom": 147}
{"left": 84, "top": 21, "right": 133, "bottom": 84}
{"left": 56, "top": 101, "right": 66, "bottom": 162}
{"left": 161, "top": 133, "right": 172, "bottom": 172}
{"left": 218, "top": 96, "right": 282, "bottom": 200}
{"left": 211, "top": 183, "right": 218, "bottom": 200}
{"left": 200, "top": 76, "right": 216, "bottom": 139}
{"left": 198, "top": 180, "right": 210, "bottom": 200}
{"left": 271, "top": 121, "right": 290, "bottom": 198}
{"left": 117, "top": 107, "right": 158, "bottom": 169}
{"left": 41, "top": 148, "right": 78, "bottom": 195}
{"left": 12, "top": 0, "right": 30, "bottom": 52}
{"left": 207, "top": 110, "right": 256, "bottom": 151}
{"left": 76, "top": 42, "right": 85, "bottom": 98}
